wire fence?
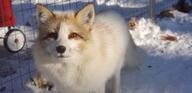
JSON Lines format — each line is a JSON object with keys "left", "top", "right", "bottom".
{"left": 0, "top": 0, "right": 179, "bottom": 93}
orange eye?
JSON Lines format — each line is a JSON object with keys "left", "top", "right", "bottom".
{"left": 42, "top": 32, "right": 58, "bottom": 40}
{"left": 68, "top": 32, "right": 82, "bottom": 40}
{"left": 47, "top": 32, "right": 58, "bottom": 40}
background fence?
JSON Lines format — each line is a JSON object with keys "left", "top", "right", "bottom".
{"left": 0, "top": 0, "right": 179, "bottom": 93}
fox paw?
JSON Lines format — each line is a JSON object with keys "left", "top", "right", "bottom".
{"left": 30, "top": 74, "right": 53, "bottom": 91}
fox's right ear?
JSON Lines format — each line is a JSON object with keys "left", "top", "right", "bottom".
{"left": 36, "top": 4, "right": 55, "bottom": 23}
{"left": 75, "top": 3, "right": 95, "bottom": 28}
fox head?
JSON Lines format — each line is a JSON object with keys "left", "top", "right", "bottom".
{"left": 36, "top": 3, "right": 95, "bottom": 60}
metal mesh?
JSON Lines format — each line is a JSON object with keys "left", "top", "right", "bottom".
{"left": 0, "top": 0, "right": 178, "bottom": 93}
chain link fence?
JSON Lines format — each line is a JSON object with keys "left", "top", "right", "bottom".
{"left": 0, "top": 0, "right": 179, "bottom": 92}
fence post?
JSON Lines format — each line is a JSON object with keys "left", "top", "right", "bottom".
{"left": 149, "top": 0, "right": 155, "bottom": 21}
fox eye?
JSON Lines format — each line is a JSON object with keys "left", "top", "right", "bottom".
{"left": 68, "top": 32, "right": 82, "bottom": 40}
{"left": 45, "top": 32, "right": 58, "bottom": 40}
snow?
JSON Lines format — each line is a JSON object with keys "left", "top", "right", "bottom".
{"left": 8, "top": 10, "right": 192, "bottom": 93}
{"left": 1, "top": 0, "right": 192, "bottom": 93}
{"left": 123, "top": 10, "right": 192, "bottom": 93}
{"left": 131, "top": 16, "right": 192, "bottom": 58}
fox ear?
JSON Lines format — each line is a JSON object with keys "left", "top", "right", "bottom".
{"left": 76, "top": 4, "right": 95, "bottom": 27}
{"left": 36, "top": 4, "right": 55, "bottom": 23}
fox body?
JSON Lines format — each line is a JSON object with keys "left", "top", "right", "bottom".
{"left": 33, "top": 3, "right": 142, "bottom": 93}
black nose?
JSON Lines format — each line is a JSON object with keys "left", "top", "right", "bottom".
{"left": 56, "top": 45, "right": 66, "bottom": 54}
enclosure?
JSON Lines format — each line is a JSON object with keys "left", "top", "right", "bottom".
{"left": 1, "top": 0, "right": 191, "bottom": 93}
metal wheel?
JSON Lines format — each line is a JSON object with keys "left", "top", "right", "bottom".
{"left": 3, "top": 29, "right": 26, "bottom": 53}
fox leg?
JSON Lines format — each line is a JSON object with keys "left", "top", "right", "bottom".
{"left": 94, "top": 85, "right": 105, "bottom": 93}
{"left": 111, "top": 70, "right": 121, "bottom": 93}
{"left": 30, "top": 73, "right": 53, "bottom": 90}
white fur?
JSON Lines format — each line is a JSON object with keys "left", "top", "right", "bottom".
{"left": 33, "top": 11, "right": 142, "bottom": 93}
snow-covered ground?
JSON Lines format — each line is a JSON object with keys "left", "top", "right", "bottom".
{"left": 8, "top": 10, "right": 192, "bottom": 93}
{"left": 123, "top": 10, "right": 192, "bottom": 93}
{"left": 1, "top": 0, "right": 192, "bottom": 93}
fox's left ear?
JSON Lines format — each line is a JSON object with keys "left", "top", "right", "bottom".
{"left": 76, "top": 4, "right": 95, "bottom": 28}
{"left": 36, "top": 3, "right": 55, "bottom": 24}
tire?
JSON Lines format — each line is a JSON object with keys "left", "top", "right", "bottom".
{"left": 3, "top": 29, "right": 26, "bottom": 53}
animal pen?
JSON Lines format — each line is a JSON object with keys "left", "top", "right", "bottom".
{"left": 0, "top": 0, "right": 178, "bottom": 93}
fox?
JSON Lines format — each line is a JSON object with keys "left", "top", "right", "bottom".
{"left": 33, "top": 3, "right": 143, "bottom": 93}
